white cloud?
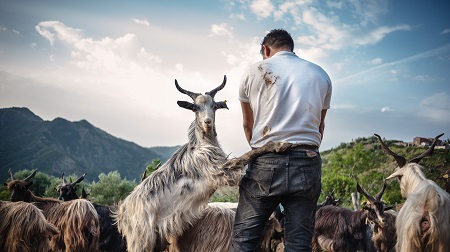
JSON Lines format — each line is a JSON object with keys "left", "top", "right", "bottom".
{"left": 441, "top": 28, "right": 450, "bottom": 35}
{"left": 412, "top": 74, "right": 436, "bottom": 82}
{"left": 419, "top": 93, "right": 450, "bottom": 122}
{"left": 381, "top": 106, "right": 391, "bottom": 112}
{"left": 132, "top": 18, "right": 150, "bottom": 26}
{"left": 210, "top": 23, "right": 234, "bottom": 39}
{"left": 49, "top": 54, "right": 55, "bottom": 62}
{"left": 229, "top": 13, "right": 246, "bottom": 20}
{"left": 369, "top": 58, "right": 383, "bottom": 65}
{"left": 250, "top": 0, "right": 274, "bottom": 19}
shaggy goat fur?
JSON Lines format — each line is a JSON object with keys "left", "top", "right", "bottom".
{"left": 370, "top": 209, "right": 397, "bottom": 252}
{"left": 0, "top": 200, "right": 59, "bottom": 252}
{"left": 387, "top": 163, "right": 450, "bottom": 252}
{"left": 4, "top": 171, "right": 100, "bottom": 252}
{"left": 376, "top": 133, "right": 450, "bottom": 252}
{"left": 113, "top": 76, "right": 243, "bottom": 252}
{"left": 167, "top": 204, "right": 235, "bottom": 252}
{"left": 165, "top": 203, "right": 284, "bottom": 252}
{"left": 56, "top": 173, "right": 127, "bottom": 252}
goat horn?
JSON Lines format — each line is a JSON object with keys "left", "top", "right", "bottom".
{"left": 409, "top": 133, "right": 444, "bottom": 164}
{"left": 24, "top": 170, "right": 37, "bottom": 182}
{"left": 61, "top": 173, "right": 67, "bottom": 183}
{"left": 206, "top": 75, "right": 227, "bottom": 99}
{"left": 374, "top": 134, "right": 406, "bottom": 168}
{"left": 373, "top": 180, "right": 387, "bottom": 201}
{"left": 8, "top": 169, "right": 16, "bottom": 180}
{"left": 356, "top": 181, "right": 376, "bottom": 203}
{"left": 175, "top": 79, "right": 201, "bottom": 100}
{"left": 73, "top": 173, "right": 86, "bottom": 184}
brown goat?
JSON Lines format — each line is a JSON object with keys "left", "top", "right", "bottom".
{"left": 4, "top": 170, "right": 100, "bottom": 252}
{"left": 0, "top": 200, "right": 59, "bottom": 252}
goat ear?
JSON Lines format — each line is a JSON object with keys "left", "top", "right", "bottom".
{"left": 215, "top": 101, "right": 229, "bottom": 110}
{"left": 177, "top": 101, "right": 198, "bottom": 111}
{"left": 386, "top": 168, "right": 403, "bottom": 180}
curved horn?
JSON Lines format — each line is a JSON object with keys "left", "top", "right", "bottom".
{"left": 8, "top": 169, "right": 16, "bottom": 181}
{"left": 409, "top": 133, "right": 444, "bottom": 164}
{"left": 24, "top": 170, "right": 37, "bottom": 182}
{"left": 356, "top": 181, "right": 376, "bottom": 203}
{"left": 175, "top": 79, "right": 201, "bottom": 100}
{"left": 374, "top": 134, "right": 406, "bottom": 168}
{"left": 373, "top": 180, "right": 387, "bottom": 201}
{"left": 206, "top": 75, "right": 227, "bottom": 99}
{"left": 73, "top": 173, "right": 86, "bottom": 184}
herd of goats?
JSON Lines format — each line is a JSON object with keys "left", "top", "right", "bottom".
{"left": 1, "top": 76, "right": 449, "bottom": 252}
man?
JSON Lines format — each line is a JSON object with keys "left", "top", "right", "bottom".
{"left": 232, "top": 29, "right": 332, "bottom": 251}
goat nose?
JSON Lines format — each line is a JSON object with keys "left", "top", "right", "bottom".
{"left": 204, "top": 118, "right": 212, "bottom": 125}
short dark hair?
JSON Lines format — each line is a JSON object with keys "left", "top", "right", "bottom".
{"left": 261, "top": 29, "right": 294, "bottom": 51}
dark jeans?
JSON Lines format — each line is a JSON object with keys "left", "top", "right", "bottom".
{"left": 231, "top": 149, "right": 322, "bottom": 252}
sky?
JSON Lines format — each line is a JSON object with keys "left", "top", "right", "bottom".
{"left": 1, "top": 0, "right": 449, "bottom": 157}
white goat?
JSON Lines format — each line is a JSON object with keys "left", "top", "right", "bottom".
{"left": 376, "top": 133, "right": 450, "bottom": 252}
{"left": 113, "top": 76, "right": 243, "bottom": 252}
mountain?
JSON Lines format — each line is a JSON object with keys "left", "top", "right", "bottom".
{"left": 0, "top": 107, "right": 179, "bottom": 183}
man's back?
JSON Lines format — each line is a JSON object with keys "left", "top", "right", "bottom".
{"left": 239, "top": 51, "right": 332, "bottom": 148}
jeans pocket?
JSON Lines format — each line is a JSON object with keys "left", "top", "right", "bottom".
{"left": 242, "top": 166, "right": 274, "bottom": 197}
{"left": 289, "top": 160, "right": 321, "bottom": 194}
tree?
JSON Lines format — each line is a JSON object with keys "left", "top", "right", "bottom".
{"left": 12, "top": 169, "right": 54, "bottom": 197}
{"left": 90, "top": 171, "right": 136, "bottom": 205}
{"left": 142, "top": 159, "right": 161, "bottom": 180}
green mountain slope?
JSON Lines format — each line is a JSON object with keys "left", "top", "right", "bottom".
{"left": 0, "top": 107, "right": 179, "bottom": 182}
{"left": 320, "top": 136, "right": 450, "bottom": 207}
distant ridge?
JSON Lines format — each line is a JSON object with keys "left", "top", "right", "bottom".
{"left": 0, "top": 107, "right": 179, "bottom": 182}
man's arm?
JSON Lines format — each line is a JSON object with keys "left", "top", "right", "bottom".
{"left": 240, "top": 102, "right": 254, "bottom": 144}
{"left": 319, "top": 109, "right": 328, "bottom": 140}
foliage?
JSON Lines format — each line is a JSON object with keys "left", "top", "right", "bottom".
{"left": 320, "top": 136, "right": 449, "bottom": 208}
{"left": 210, "top": 186, "right": 239, "bottom": 202}
{"left": 89, "top": 171, "right": 136, "bottom": 205}
{"left": 142, "top": 159, "right": 162, "bottom": 180}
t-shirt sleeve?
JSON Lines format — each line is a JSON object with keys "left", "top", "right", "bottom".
{"left": 238, "top": 68, "right": 250, "bottom": 103}
{"left": 323, "top": 79, "right": 332, "bottom": 109}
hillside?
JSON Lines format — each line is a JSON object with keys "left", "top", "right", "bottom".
{"left": 320, "top": 136, "right": 450, "bottom": 207}
{"left": 0, "top": 107, "right": 179, "bottom": 182}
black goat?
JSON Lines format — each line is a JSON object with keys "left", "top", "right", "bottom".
{"left": 312, "top": 182, "right": 388, "bottom": 252}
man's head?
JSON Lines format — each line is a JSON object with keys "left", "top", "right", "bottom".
{"left": 260, "top": 29, "right": 294, "bottom": 59}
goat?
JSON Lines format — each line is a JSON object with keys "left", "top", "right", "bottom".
{"left": 56, "top": 172, "right": 127, "bottom": 252}
{"left": 357, "top": 180, "right": 397, "bottom": 252}
{"left": 312, "top": 181, "right": 389, "bottom": 252}
{"left": 0, "top": 200, "right": 59, "bottom": 252}
{"left": 165, "top": 203, "right": 284, "bottom": 252}
{"left": 376, "top": 133, "right": 450, "bottom": 252}
{"left": 56, "top": 172, "right": 86, "bottom": 201}
{"left": 112, "top": 76, "right": 245, "bottom": 252}
{"left": 4, "top": 169, "right": 100, "bottom": 252}
{"left": 317, "top": 191, "right": 341, "bottom": 209}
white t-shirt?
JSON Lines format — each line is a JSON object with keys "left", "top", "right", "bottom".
{"left": 239, "top": 51, "right": 332, "bottom": 148}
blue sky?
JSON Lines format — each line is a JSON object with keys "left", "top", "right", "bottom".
{"left": 1, "top": 0, "right": 449, "bottom": 156}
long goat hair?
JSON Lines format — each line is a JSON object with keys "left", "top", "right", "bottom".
{"left": 56, "top": 173, "right": 127, "bottom": 252}
{"left": 166, "top": 204, "right": 235, "bottom": 252}
{"left": 4, "top": 170, "right": 100, "bottom": 252}
{"left": 165, "top": 203, "right": 284, "bottom": 252}
{"left": 377, "top": 133, "right": 450, "bottom": 252}
{"left": 113, "top": 76, "right": 244, "bottom": 252}
{"left": 312, "top": 181, "right": 389, "bottom": 252}
{"left": 0, "top": 200, "right": 59, "bottom": 252}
